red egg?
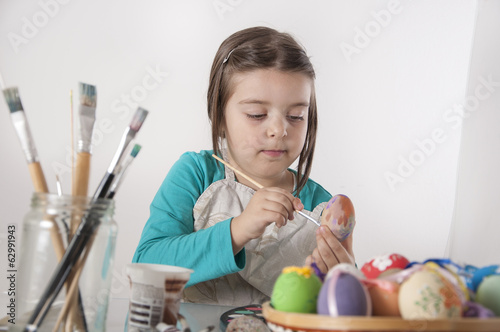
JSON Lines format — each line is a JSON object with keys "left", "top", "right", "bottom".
{"left": 363, "top": 279, "right": 401, "bottom": 316}
{"left": 361, "top": 253, "right": 410, "bottom": 279}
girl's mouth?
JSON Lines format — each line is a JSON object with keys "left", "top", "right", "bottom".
{"left": 262, "top": 150, "right": 285, "bottom": 157}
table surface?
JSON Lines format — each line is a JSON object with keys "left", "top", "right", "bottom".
{"left": 108, "top": 297, "right": 235, "bottom": 332}
{"left": 0, "top": 296, "right": 235, "bottom": 332}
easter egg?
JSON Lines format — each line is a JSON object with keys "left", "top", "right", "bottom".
{"left": 364, "top": 279, "right": 401, "bottom": 316}
{"left": 423, "top": 261, "right": 469, "bottom": 303}
{"left": 463, "top": 301, "right": 496, "bottom": 318}
{"left": 271, "top": 266, "right": 322, "bottom": 313}
{"left": 476, "top": 275, "right": 500, "bottom": 316}
{"left": 321, "top": 194, "right": 355, "bottom": 241}
{"left": 399, "top": 270, "right": 462, "bottom": 319}
{"left": 317, "top": 269, "right": 371, "bottom": 316}
{"left": 471, "top": 265, "right": 500, "bottom": 293}
{"left": 361, "top": 253, "right": 410, "bottom": 279}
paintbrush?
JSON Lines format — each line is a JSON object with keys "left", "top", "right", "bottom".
{"left": 106, "top": 144, "right": 142, "bottom": 199}
{"left": 25, "top": 108, "right": 149, "bottom": 331}
{"left": 94, "top": 107, "right": 148, "bottom": 198}
{"left": 2, "top": 86, "right": 76, "bottom": 330}
{"left": 97, "top": 144, "right": 142, "bottom": 283}
{"left": 212, "top": 154, "right": 321, "bottom": 226}
{"left": 64, "top": 83, "right": 97, "bottom": 332}
{"left": 3, "top": 87, "right": 48, "bottom": 193}
{"left": 72, "top": 82, "right": 97, "bottom": 198}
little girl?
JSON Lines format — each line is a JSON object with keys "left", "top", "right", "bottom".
{"left": 133, "top": 26, "right": 355, "bottom": 305}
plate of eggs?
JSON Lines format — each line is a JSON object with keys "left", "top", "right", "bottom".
{"left": 263, "top": 255, "right": 500, "bottom": 332}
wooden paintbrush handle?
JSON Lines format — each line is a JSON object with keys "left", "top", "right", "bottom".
{"left": 73, "top": 152, "right": 91, "bottom": 197}
{"left": 64, "top": 238, "right": 94, "bottom": 332}
{"left": 70, "top": 152, "right": 92, "bottom": 332}
{"left": 28, "top": 161, "right": 49, "bottom": 193}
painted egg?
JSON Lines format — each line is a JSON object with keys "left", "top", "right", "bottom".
{"left": 361, "top": 253, "right": 410, "bottom": 279}
{"left": 471, "top": 265, "right": 500, "bottom": 293}
{"left": 320, "top": 194, "right": 355, "bottom": 241}
{"left": 399, "top": 270, "right": 462, "bottom": 319}
{"left": 463, "top": 301, "right": 496, "bottom": 318}
{"left": 328, "top": 263, "right": 366, "bottom": 280}
{"left": 270, "top": 266, "right": 322, "bottom": 313}
{"left": 476, "top": 275, "right": 500, "bottom": 316}
{"left": 363, "top": 278, "right": 401, "bottom": 316}
{"left": 317, "top": 268, "right": 371, "bottom": 316}
{"left": 423, "top": 261, "right": 469, "bottom": 303}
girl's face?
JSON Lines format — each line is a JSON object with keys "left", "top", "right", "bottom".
{"left": 223, "top": 69, "right": 312, "bottom": 189}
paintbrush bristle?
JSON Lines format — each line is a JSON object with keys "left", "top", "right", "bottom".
{"left": 131, "top": 144, "right": 142, "bottom": 157}
{"left": 130, "top": 107, "right": 149, "bottom": 131}
{"left": 79, "top": 82, "right": 97, "bottom": 107}
{"left": 2, "top": 87, "right": 24, "bottom": 113}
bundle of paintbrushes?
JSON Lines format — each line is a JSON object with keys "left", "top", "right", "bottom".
{"left": 2, "top": 81, "right": 148, "bottom": 331}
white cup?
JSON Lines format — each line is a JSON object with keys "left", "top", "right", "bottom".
{"left": 126, "top": 263, "right": 193, "bottom": 331}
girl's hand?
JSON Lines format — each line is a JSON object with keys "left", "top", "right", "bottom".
{"left": 305, "top": 225, "right": 355, "bottom": 274}
{"left": 231, "top": 187, "right": 302, "bottom": 254}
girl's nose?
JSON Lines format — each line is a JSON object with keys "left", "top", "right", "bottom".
{"left": 267, "top": 116, "right": 287, "bottom": 138}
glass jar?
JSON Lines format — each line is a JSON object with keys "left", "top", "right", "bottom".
{"left": 12, "top": 193, "right": 117, "bottom": 332}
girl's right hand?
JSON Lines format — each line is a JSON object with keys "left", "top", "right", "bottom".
{"left": 230, "top": 187, "right": 302, "bottom": 254}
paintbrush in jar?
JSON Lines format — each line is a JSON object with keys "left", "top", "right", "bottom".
{"left": 3, "top": 87, "right": 49, "bottom": 193}
{"left": 73, "top": 83, "right": 97, "bottom": 197}
{"left": 106, "top": 143, "right": 142, "bottom": 199}
{"left": 26, "top": 108, "right": 150, "bottom": 331}
{"left": 94, "top": 107, "right": 148, "bottom": 198}
{"left": 2, "top": 85, "right": 76, "bottom": 330}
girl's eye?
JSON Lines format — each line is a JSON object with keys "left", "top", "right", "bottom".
{"left": 246, "top": 114, "right": 266, "bottom": 120}
{"left": 287, "top": 115, "right": 304, "bottom": 122}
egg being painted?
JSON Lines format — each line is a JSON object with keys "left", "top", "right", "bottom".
{"left": 321, "top": 194, "right": 355, "bottom": 241}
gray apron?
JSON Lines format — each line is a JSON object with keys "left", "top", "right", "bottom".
{"left": 183, "top": 155, "right": 326, "bottom": 306}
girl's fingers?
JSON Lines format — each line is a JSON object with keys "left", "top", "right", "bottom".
{"left": 311, "top": 248, "right": 328, "bottom": 273}
{"left": 258, "top": 188, "right": 296, "bottom": 220}
{"left": 294, "top": 198, "right": 304, "bottom": 211}
{"left": 263, "top": 199, "right": 293, "bottom": 223}
{"left": 316, "top": 226, "right": 355, "bottom": 267}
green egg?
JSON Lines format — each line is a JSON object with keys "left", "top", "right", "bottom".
{"left": 270, "top": 270, "right": 322, "bottom": 313}
{"left": 476, "top": 275, "right": 500, "bottom": 316}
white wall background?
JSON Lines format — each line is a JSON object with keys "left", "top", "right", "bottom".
{"left": 0, "top": 0, "right": 489, "bottom": 304}
{"left": 447, "top": 0, "right": 500, "bottom": 267}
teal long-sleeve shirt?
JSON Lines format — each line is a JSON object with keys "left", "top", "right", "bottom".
{"left": 132, "top": 150, "right": 331, "bottom": 288}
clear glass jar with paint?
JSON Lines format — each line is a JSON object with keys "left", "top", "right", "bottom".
{"left": 12, "top": 192, "right": 117, "bottom": 332}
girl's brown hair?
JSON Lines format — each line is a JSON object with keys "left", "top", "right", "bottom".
{"left": 207, "top": 26, "right": 317, "bottom": 196}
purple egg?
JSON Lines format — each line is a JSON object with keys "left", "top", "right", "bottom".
{"left": 317, "top": 269, "right": 371, "bottom": 316}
